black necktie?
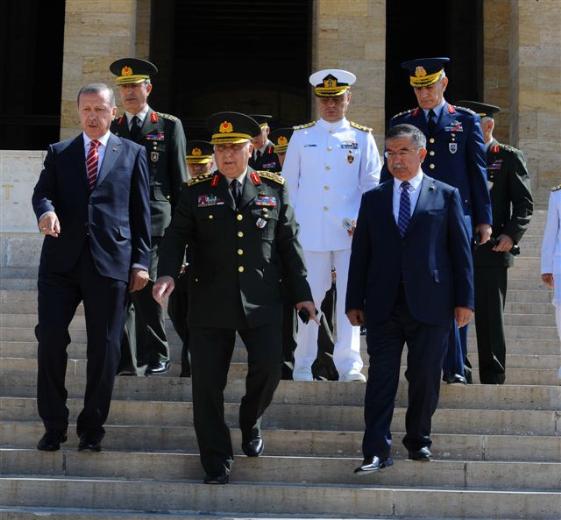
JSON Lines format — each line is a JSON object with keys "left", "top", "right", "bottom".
{"left": 255, "top": 150, "right": 262, "bottom": 163}
{"left": 230, "top": 180, "right": 241, "bottom": 208}
{"left": 427, "top": 109, "right": 437, "bottom": 134}
{"left": 130, "top": 116, "right": 141, "bottom": 141}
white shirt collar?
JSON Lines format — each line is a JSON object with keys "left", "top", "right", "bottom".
{"left": 317, "top": 117, "right": 350, "bottom": 131}
{"left": 83, "top": 131, "right": 111, "bottom": 149}
{"left": 257, "top": 140, "right": 273, "bottom": 155}
{"left": 125, "top": 105, "right": 150, "bottom": 124}
{"left": 393, "top": 169, "right": 424, "bottom": 191}
{"left": 225, "top": 169, "right": 247, "bottom": 186}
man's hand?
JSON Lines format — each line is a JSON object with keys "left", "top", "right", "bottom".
{"left": 38, "top": 212, "right": 61, "bottom": 237}
{"left": 542, "top": 273, "right": 554, "bottom": 289}
{"left": 295, "top": 300, "right": 320, "bottom": 324}
{"left": 492, "top": 234, "right": 514, "bottom": 252}
{"left": 475, "top": 223, "right": 492, "bottom": 245}
{"left": 455, "top": 306, "right": 473, "bottom": 328}
{"left": 346, "top": 309, "right": 364, "bottom": 326}
{"left": 129, "top": 269, "right": 150, "bottom": 292}
{"left": 152, "top": 276, "right": 175, "bottom": 306}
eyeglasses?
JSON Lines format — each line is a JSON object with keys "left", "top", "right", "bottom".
{"left": 384, "top": 148, "right": 421, "bottom": 159}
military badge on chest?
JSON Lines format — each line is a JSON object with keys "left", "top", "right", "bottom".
{"left": 254, "top": 193, "right": 277, "bottom": 228}
{"left": 486, "top": 159, "right": 503, "bottom": 190}
{"left": 448, "top": 133, "right": 458, "bottom": 154}
{"left": 146, "top": 132, "right": 165, "bottom": 164}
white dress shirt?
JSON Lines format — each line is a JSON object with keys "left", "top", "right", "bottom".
{"left": 392, "top": 170, "right": 424, "bottom": 224}
{"left": 125, "top": 105, "right": 150, "bottom": 130}
{"left": 422, "top": 99, "right": 446, "bottom": 122}
{"left": 83, "top": 131, "right": 111, "bottom": 175}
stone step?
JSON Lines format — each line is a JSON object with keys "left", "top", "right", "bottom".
{"left": 2, "top": 421, "right": 560, "bottom": 463}
{"left": 503, "top": 313, "right": 555, "bottom": 326}
{"left": 2, "top": 397, "right": 560, "bottom": 435}
{"left": 3, "top": 448, "right": 561, "bottom": 492}
{"left": 2, "top": 357, "right": 559, "bottom": 387}
{"left": 0, "top": 477, "right": 559, "bottom": 519}
{"left": 2, "top": 371, "right": 561, "bottom": 408}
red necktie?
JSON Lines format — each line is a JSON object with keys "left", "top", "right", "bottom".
{"left": 86, "top": 139, "right": 100, "bottom": 191}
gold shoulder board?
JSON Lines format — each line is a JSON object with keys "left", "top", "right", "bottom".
{"left": 293, "top": 121, "right": 316, "bottom": 130}
{"left": 158, "top": 112, "right": 179, "bottom": 122}
{"left": 350, "top": 121, "right": 372, "bottom": 132}
{"left": 391, "top": 108, "right": 415, "bottom": 120}
{"left": 187, "top": 173, "right": 213, "bottom": 186}
{"left": 258, "top": 171, "right": 285, "bottom": 185}
{"left": 552, "top": 184, "right": 561, "bottom": 192}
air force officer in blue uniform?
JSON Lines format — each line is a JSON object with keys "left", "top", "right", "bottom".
{"left": 32, "top": 83, "right": 151, "bottom": 452}
{"left": 347, "top": 124, "right": 474, "bottom": 473}
{"left": 381, "top": 57, "right": 492, "bottom": 384}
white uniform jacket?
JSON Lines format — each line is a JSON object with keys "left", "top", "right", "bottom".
{"left": 541, "top": 188, "right": 561, "bottom": 304}
{"left": 282, "top": 117, "right": 381, "bottom": 252}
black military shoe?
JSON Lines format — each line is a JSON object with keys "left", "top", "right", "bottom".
{"left": 37, "top": 430, "right": 67, "bottom": 451}
{"left": 78, "top": 431, "right": 103, "bottom": 452}
{"left": 354, "top": 455, "right": 393, "bottom": 474}
{"left": 408, "top": 447, "right": 432, "bottom": 461}
{"left": 443, "top": 373, "right": 467, "bottom": 384}
{"left": 146, "top": 360, "right": 170, "bottom": 375}
{"left": 204, "top": 471, "right": 230, "bottom": 485}
{"left": 241, "top": 431, "right": 264, "bottom": 457}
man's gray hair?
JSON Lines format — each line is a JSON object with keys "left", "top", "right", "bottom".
{"left": 386, "top": 123, "right": 426, "bottom": 149}
{"left": 77, "top": 83, "right": 116, "bottom": 107}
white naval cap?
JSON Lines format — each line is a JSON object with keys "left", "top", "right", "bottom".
{"left": 309, "top": 69, "right": 356, "bottom": 97}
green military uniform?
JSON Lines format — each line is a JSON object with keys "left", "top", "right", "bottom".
{"left": 473, "top": 139, "right": 533, "bottom": 383}
{"left": 110, "top": 58, "right": 187, "bottom": 375}
{"left": 157, "top": 112, "right": 312, "bottom": 482}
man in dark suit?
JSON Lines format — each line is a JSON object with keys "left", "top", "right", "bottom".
{"left": 154, "top": 112, "right": 316, "bottom": 485}
{"left": 382, "top": 57, "right": 492, "bottom": 384}
{"left": 459, "top": 101, "right": 533, "bottom": 384}
{"left": 32, "top": 83, "right": 151, "bottom": 452}
{"left": 347, "top": 124, "right": 473, "bottom": 474}
{"left": 110, "top": 58, "right": 187, "bottom": 376}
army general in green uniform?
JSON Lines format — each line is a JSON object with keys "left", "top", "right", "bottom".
{"left": 110, "top": 58, "right": 187, "bottom": 375}
{"left": 153, "top": 112, "right": 315, "bottom": 485}
{"left": 460, "top": 101, "right": 533, "bottom": 384}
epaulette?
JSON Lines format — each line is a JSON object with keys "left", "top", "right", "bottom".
{"left": 552, "top": 184, "right": 561, "bottom": 192}
{"left": 293, "top": 121, "right": 316, "bottom": 130}
{"left": 157, "top": 112, "right": 180, "bottom": 122}
{"left": 257, "top": 170, "right": 285, "bottom": 185}
{"left": 350, "top": 121, "right": 372, "bottom": 132}
{"left": 454, "top": 105, "right": 477, "bottom": 115}
{"left": 187, "top": 173, "right": 213, "bottom": 186}
{"left": 391, "top": 108, "right": 415, "bottom": 120}
{"left": 499, "top": 143, "right": 517, "bottom": 153}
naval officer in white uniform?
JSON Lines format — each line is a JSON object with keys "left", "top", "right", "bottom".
{"left": 540, "top": 184, "right": 561, "bottom": 380}
{"left": 283, "top": 69, "right": 381, "bottom": 381}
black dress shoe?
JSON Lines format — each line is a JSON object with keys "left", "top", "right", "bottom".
{"left": 241, "top": 435, "right": 264, "bottom": 457}
{"left": 146, "top": 360, "right": 170, "bottom": 375}
{"left": 354, "top": 455, "right": 393, "bottom": 474}
{"left": 443, "top": 373, "right": 467, "bottom": 385}
{"left": 78, "top": 432, "right": 103, "bottom": 452}
{"left": 408, "top": 447, "right": 432, "bottom": 461}
{"left": 203, "top": 472, "right": 229, "bottom": 485}
{"left": 37, "top": 430, "right": 67, "bottom": 451}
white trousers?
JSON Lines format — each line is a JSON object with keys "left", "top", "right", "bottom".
{"left": 294, "top": 249, "right": 362, "bottom": 377}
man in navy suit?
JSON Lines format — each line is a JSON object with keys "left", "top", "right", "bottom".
{"left": 347, "top": 124, "right": 474, "bottom": 473}
{"left": 382, "top": 57, "right": 492, "bottom": 384}
{"left": 32, "top": 83, "right": 151, "bottom": 452}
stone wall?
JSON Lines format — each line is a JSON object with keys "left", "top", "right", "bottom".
{"left": 60, "top": 0, "right": 139, "bottom": 140}
{"left": 313, "top": 0, "right": 386, "bottom": 144}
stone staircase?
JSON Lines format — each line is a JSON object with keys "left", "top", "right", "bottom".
{"left": 0, "top": 210, "right": 560, "bottom": 519}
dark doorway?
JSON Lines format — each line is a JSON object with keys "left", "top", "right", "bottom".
{"left": 149, "top": 0, "right": 313, "bottom": 139}
{"left": 385, "top": 0, "right": 483, "bottom": 127}
{"left": 0, "top": 1, "right": 65, "bottom": 150}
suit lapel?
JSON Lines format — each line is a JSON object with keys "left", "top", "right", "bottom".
{"left": 381, "top": 181, "right": 401, "bottom": 237}
{"left": 70, "top": 135, "right": 89, "bottom": 191}
{"left": 214, "top": 173, "right": 236, "bottom": 212}
{"left": 407, "top": 175, "right": 436, "bottom": 233}
{"left": 437, "top": 102, "right": 456, "bottom": 135}
{"left": 239, "top": 169, "right": 259, "bottom": 210}
{"left": 113, "top": 115, "right": 130, "bottom": 139}
{"left": 96, "top": 134, "right": 122, "bottom": 188}
{"left": 141, "top": 108, "right": 158, "bottom": 138}
{"left": 412, "top": 108, "right": 428, "bottom": 135}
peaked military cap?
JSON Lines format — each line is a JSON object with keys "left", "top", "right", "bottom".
{"left": 309, "top": 69, "right": 356, "bottom": 97}
{"left": 186, "top": 140, "right": 213, "bottom": 164}
{"left": 250, "top": 114, "right": 273, "bottom": 128}
{"left": 401, "top": 57, "right": 450, "bottom": 88}
{"left": 207, "top": 112, "right": 261, "bottom": 145}
{"left": 270, "top": 128, "right": 294, "bottom": 154}
{"left": 110, "top": 58, "right": 158, "bottom": 85}
{"left": 456, "top": 101, "right": 501, "bottom": 118}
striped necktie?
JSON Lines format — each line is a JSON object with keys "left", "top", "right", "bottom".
{"left": 397, "top": 181, "right": 411, "bottom": 237}
{"left": 86, "top": 139, "right": 100, "bottom": 191}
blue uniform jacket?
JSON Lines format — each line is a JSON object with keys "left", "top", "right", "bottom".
{"left": 381, "top": 102, "right": 492, "bottom": 229}
{"left": 32, "top": 133, "right": 151, "bottom": 283}
{"left": 346, "top": 176, "right": 474, "bottom": 327}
